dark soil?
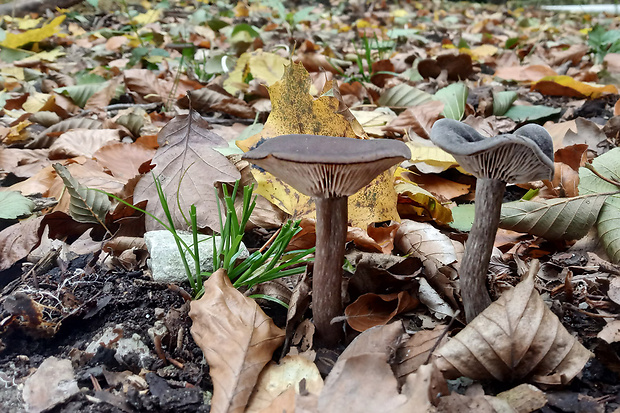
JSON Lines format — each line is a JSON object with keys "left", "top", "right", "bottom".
{"left": 0, "top": 254, "right": 214, "bottom": 412}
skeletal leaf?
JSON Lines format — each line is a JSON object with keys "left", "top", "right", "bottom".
{"left": 52, "top": 163, "right": 111, "bottom": 226}
{"left": 499, "top": 193, "right": 612, "bottom": 240}
{"left": 189, "top": 269, "right": 285, "bottom": 413}
{"left": 435, "top": 263, "right": 592, "bottom": 384}
{"left": 395, "top": 219, "right": 457, "bottom": 267}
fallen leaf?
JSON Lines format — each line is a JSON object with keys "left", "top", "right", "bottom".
{"left": 239, "top": 63, "right": 401, "bottom": 228}
{"left": 48, "top": 129, "right": 120, "bottom": 159}
{"left": 494, "top": 65, "right": 558, "bottom": 82}
{"left": 532, "top": 75, "right": 618, "bottom": 99}
{"left": 246, "top": 355, "right": 324, "bottom": 413}
{"left": 393, "top": 326, "right": 448, "bottom": 381}
{"left": 499, "top": 193, "right": 612, "bottom": 240}
{"left": 383, "top": 100, "right": 444, "bottom": 139}
{"left": 0, "top": 215, "right": 42, "bottom": 271}
{"left": 345, "top": 291, "right": 419, "bottom": 332}
{"left": 133, "top": 109, "right": 240, "bottom": 231}
{"left": 435, "top": 262, "right": 592, "bottom": 384}
{"left": 189, "top": 269, "right": 285, "bottom": 413}
{"left": 93, "top": 142, "right": 155, "bottom": 181}
{"left": 0, "top": 15, "right": 66, "bottom": 49}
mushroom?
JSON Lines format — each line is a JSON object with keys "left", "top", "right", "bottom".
{"left": 243, "top": 134, "right": 410, "bottom": 346}
{"left": 430, "top": 119, "right": 554, "bottom": 323}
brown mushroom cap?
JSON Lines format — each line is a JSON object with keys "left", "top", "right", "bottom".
{"left": 243, "top": 134, "right": 411, "bottom": 198}
{"left": 431, "top": 119, "right": 554, "bottom": 183}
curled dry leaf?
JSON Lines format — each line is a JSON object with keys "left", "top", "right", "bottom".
{"left": 189, "top": 269, "right": 285, "bottom": 413}
{"left": 383, "top": 100, "right": 444, "bottom": 139}
{"left": 344, "top": 291, "right": 419, "bottom": 332}
{"left": 245, "top": 355, "right": 324, "bottom": 413}
{"left": 395, "top": 219, "right": 458, "bottom": 270}
{"left": 179, "top": 86, "right": 256, "bottom": 119}
{"left": 435, "top": 262, "right": 592, "bottom": 384}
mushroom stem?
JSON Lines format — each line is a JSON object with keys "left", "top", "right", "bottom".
{"left": 313, "top": 196, "right": 347, "bottom": 346}
{"left": 460, "top": 178, "right": 505, "bottom": 322}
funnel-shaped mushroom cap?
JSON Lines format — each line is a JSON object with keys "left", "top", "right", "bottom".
{"left": 430, "top": 118, "right": 554, "bottom": 183}
{"left": 243, "top": 134, "right": 411, "bottom": 198}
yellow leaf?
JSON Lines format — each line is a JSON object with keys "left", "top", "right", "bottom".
{"left": 15, "top": 17, "right": 42, "bottom": 30}
{"left": 241, "top": 63, "right": 401, "bottom": 228}
{"left": 22, "top": 93, "right": 54, "bottom": 113}
{"left": 131, "top": 9, "right": 161, "bottom": 25}
{"left": 532, "top": 75, "right": 618, "bottom": 99}
{"left": 0, "top": 15, "right": 65, "bottom": 49}
{"left": 0, "top": 67, "right": 25, "bottom": 81}
{"left": 395, "top": 181, "right": 453, "bottom": 225}
{"left": 406, "top": 142, "right": 458, "bottom": 171}
{"left": 3, "top": 120, "right": 32, "bottom": 145}
{"left": 461, "top": 44, "right": 498, "bottom": 60}
{"left": 234, "top": 2, "right": 249, "bottom": 17}
{"left": 20, "top": 48, "right": 65, "bottom": 63}
{"left": 223, "top": 50, "right": 288, "bottom": 95}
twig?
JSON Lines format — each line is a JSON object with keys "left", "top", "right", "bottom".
{"left": 259, "top": 228, "right": 282, "bottom": 254}
{"left": 425, "top": 310, "right": 460, "bottom": 364}
{"left": 584, "top": 163, "right": 620, "bottom": 188}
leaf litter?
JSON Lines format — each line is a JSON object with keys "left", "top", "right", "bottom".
{"left": 1, "top": 1, "right": 620, "bottom": 412}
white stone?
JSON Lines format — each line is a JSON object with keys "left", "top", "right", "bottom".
{"left": 144, "top": 230, "right": 249, "bottom": 284}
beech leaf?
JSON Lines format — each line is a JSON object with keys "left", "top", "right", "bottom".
{"left": 133, "top": 109, "right": 241, "bottom": 231}
{"left": 189, "top": 269, "right": 285, "bottom": 413}
{"left": 492, "top": 91, "right": 518, "bottom": 116}
{"left": 499, "top": 193, "right": 612, "bottom": 240}
{"left": 578, "top": 147, "right": 620, "bottom": 263}
{"left": 434, "top": 82, "right": 468, "bottom": 120}
{"left": 52, "top": 163, "right": 111, "bottom": 226}
{"left": 435, "top": 263, "right": 592, "bottom": 384}
{"left": 377, "top": 83, "right": 434, "bottom": 108}
{"left": 0, "top": 191, "right": 35, "bottom": 219}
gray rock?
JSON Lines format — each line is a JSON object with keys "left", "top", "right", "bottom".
{"left": 144, "top": 230, "right": 249, "bottom": 284}
{"left": 22, "top": 357, "right": 79, "bottom": 413}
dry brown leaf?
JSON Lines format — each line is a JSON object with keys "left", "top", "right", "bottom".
{"left": 317, "top": 323, "right": 446, "bottom": 413}
{"left": 494, "top": 65, "right": 558, "bottom": 82}
{"left": 27, "top": 117, "right": 103, "bottom": 149}
{"left": 84, "top": 77, "right": 122, "bottom": 115}
{"left": 435, "top": 263, "right": 592, "bottom": 384}
{"left": 179, "top": 86, "right": 256, "bottom": 119}
{"left": 246, "top": 355, "right": 324, "bottom": 413}
{"left": 383, "top": 101, "right": 444, "bottom": 139}
{"left": 133, "top": 109, "right": 240, "bottom": 231}
{"left": 93, "top": 142, "right": 155, "bottom": 181}
{"left": 394, "top": 325, "right": 448, "bottom": 381}
{"left": 0, "top": 216, "right": 43, "bottom": 271}
{"left": 123, "top": 69, "right": 168, "bottom": 103}
{"left": 395, "top": 219, "right": 458, "bottom": 269}
{"left": 0, "top": 148, "right": 50, "bottom": 178}
{"left": 345, "top": 291, "right": 419, "bottom": 332}
{"left": 48, "top": 129, "right": 120, "bottom": 159}
{"left": 189, "top": 269, "right": 285, "bottom": 413}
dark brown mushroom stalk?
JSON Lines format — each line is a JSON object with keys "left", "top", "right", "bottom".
{"left": 243, "top": 134, "right": 410, "bottom": 347}
{"left": 430, "top": 119, "right": 554, "bottom": 323}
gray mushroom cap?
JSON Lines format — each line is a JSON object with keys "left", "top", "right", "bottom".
{"left": 430, "top": 118, "right": 555, "bottom": 183}
{"left": 242, "top": 134, "right": 411, "bottom": 198}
